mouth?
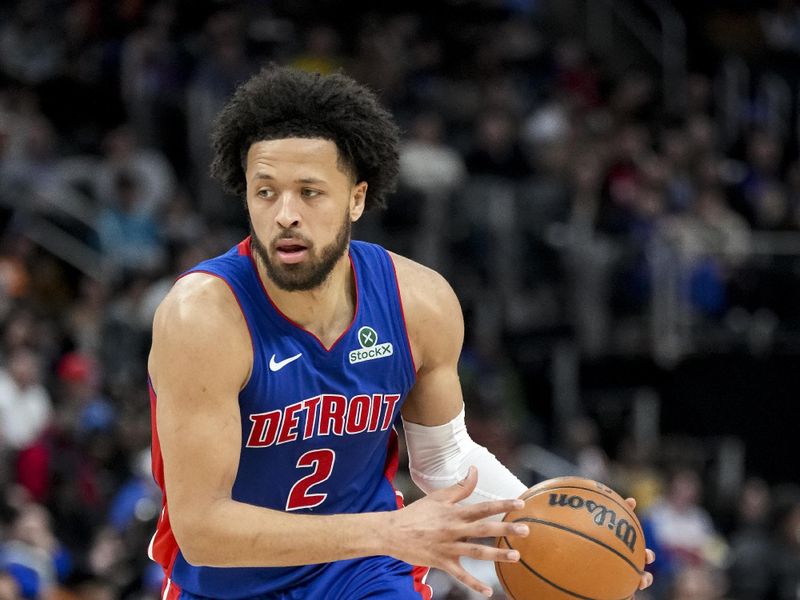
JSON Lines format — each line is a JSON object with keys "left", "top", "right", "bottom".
{"left": 274, "top": 239, "right": 309, "bottom": 264}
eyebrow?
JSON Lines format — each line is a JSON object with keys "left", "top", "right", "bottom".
{"left": 252, "top": 173, "right": 327, "bottom": 185}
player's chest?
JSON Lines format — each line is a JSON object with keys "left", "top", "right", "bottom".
{"left": 239, "top": 326, "right": 409, "bottom": 445}
{"left": 253, "top": 319, "right": 406, "bottom": 397}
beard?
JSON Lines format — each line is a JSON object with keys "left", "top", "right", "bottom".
{"left": 250, "top": 210, "right": 352, "bottom": 292}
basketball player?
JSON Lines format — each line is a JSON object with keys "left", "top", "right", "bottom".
{"left": 148, "top": 66, "right": 654, "bottom": 599}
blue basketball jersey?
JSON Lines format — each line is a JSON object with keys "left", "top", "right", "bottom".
{"left": 148, "top": 237, "right": 433, "bottom": 599}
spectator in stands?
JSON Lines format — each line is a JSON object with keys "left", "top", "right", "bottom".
{"left": 692, "top": 187, "right": 753, "bottom": 266}
{"left": 552, "top": 38, "right": 601, "bottom": 111}
{"left": 160, "top": 187, "right": 207, "bottom": 250}
{"left": 668, "top": 565, "right": 728, "bottom": 600}
{"left": 0, "top": 502, "right": 70, "bottom": 599}
{"left": 0, "top": 1, "right": 64, "bottom": 85}
{"left": 726, "top": 477, "right": 773, "bottom": 600}
{"left": 94, "top": 126, "right": 176, "bottom": 220}
{"left": 0, "top": 114, "right": 60, "bottom": 196}
{"left": 0, "top": 347, "right": 52, "bottom": 501}
{"left": 561, "top": 415, "right": 610, "bottom": 483}
{"left": 685, "top": 114, "right": 718, "bottom": 161}
{"left": 732, "top": 129, "right": 788, "bottom": 229}
{"left": 764, "top": 485, "right": 800, "bottom": 600}
{"left": 95, "top": 170, "right": 164, "bottom": 274}
{"left": 598, "top": 123, "right": 651, "bottom": 231}
{"left": 98, "top": 276, "right": 156, "bottom": 389}
{"left": 644, "top": 468, "right": 724, "bottom": 573}
{"left": 347, "top": 16, "right": 411, "bottom": 108}
{"left": 400, "top": 112, "right": 466, "bottom": 195}
{"left": 398, "top": 111, "right": 466, "bottom": 268}
{"left": 186, "top": 8, "right": 253, "bottom": 223}
{"left": 0, "top": 235, "right": 31, "bottom": 320}
{"left": 290, "top": 25, "right": 344, "bottom": 76}
{"left": 607, "top": 70, "right": 657, "bottom": 122}
{"left": 659, "top": 124, "right": 695, "bottom": 213}
{"left": 64, "top": 278, "right": 109, "bottom": 356}
{"left": 1, "top": 309, "right": 37, "bottom": 358}
{"left": 562, "top": 147, "right": 615, "bottom": 355}
{"left": 54, "top": 351, "right": 114, "bottom": 440}
{"left": 760, "top": 0, "right": 800, "bottom": 55}
{"left": 521, "top": 99, "right": 572, "bottom": 181}
{"left": 119, "top": 4, "right": 186, "bottom": 153}
{"left": 465, "top": 110, "right": 530, "bottom": 178}
{"left": 661, "top": 186, "right": 752, "bottom": 317}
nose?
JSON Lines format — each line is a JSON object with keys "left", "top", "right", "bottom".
{"left": 275, "top": 191, "right": 301, "bottom": 229}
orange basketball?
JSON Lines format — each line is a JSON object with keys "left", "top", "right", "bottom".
{"left": 496, "top": 476, "right": 647, "bottom": 600}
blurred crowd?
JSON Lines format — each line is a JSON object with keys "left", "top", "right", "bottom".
{"left": 1, "top": 0, "right": 800, "bottom": 598}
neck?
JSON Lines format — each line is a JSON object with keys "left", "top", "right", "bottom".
{"left": 256, "top": 251, "right": 356, "bottom": 348}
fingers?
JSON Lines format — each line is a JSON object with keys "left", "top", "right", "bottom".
{"left": 463, "top": 519, "right": 530, "bottom": 540}
{"left": 444, "top": 560, "right": 496, "bottom": 598}
{"left": 454, "top": 541, "right": 520, "bottom": 563}
{"left": 460, "top": 498, "right": 525, "bottom": 522}
{"left": 639, "top": 570, "right": 654, "bottom": 590}
{"left": 443, "top": 465, "right": 478, "bottom": 503}
{"left": 639, "top": 550, "right": 655, "bottom": 591}
{"left": 621, "top": 497, "right": 654, "bottom": 590}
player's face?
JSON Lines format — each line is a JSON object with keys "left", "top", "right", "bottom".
{"left": 245, "top": 138, "right": 367, "bottom": 292}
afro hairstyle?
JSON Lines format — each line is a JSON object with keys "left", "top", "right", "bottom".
{"left": 210, "top": 65, "right": 401, "bottom": 210}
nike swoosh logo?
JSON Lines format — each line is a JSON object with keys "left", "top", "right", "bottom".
{"left": 269, "top": 353, "right": 302, "bottom": 372}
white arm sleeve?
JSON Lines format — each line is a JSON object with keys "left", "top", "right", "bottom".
{"left": 402, "top": 407, "right": 527, "bottom": 508}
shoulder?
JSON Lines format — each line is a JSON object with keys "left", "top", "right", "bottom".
{"left": 389, "top": 252, "right": 462, "bottom": 321}
{"left": 388, "top": 252, "right": 463, "bottom": 371}
{"left": 153, "top": 272, "right": 246, "bottom": 335}
{"left": 149, "top": 272, "right": 251, "bottom": 390}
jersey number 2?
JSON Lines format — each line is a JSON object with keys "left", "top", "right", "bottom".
{"left": 285, "top": 449, "right": 336, "bottom": 511}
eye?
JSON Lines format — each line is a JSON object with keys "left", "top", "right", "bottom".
{"left": 301, "top": 188, "right": 322, "bottom": 198}
{"left": 257, "top": 188, "right": 274, "bottom": 199}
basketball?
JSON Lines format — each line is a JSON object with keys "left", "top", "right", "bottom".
{"left": 496, "top": 476, "right": 647, "bottom": 600}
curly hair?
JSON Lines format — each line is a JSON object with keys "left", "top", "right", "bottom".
{"left": 210, "top": 65, "right": 401, "bottom": 210}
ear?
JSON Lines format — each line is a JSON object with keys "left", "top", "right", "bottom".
{"left": 350, "top": 181, "right": 368, "bottom": 222}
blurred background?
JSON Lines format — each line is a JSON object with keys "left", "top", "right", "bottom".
{"left": 0, "top": 0, "right": 799, "bottom": 598}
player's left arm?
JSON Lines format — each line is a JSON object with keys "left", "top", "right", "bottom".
{"left": 392, "top": 252, "right": 527, "bottom": 505}
{"left": 392, "top": 253, "right": 654, "bottom": 590}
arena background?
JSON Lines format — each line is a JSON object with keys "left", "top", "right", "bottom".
{"left": 0, "top": 0, "right": 799, "bottom": 598}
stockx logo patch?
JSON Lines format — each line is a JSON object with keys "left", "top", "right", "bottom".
{"left": 349, "top": 326, "right": 393, "bottom": 364}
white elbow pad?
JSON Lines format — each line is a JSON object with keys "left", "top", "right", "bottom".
{"left": 402, "top": 407, "right": 527, "bottom": 506}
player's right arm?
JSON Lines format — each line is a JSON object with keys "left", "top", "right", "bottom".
{"left": 149, "top": 273, "right": 524, "bottom": 593}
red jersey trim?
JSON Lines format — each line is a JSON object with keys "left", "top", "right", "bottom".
{"left": 161, "top": 577, "right": 182, "bottom": 600}
{"left": 387, "top": 254, "right": 418, "bottom": 375}
{"left": 239, "top": 236, "right": 359, "bottom": 353}
{"left": 148, "top": 381, "right": 181, "bottom": 582}
{"left": 411, "top": 565, "right": 433, "bottom": 600}
{"left": 383, "top": 429, "right": 432, "bottom": 599}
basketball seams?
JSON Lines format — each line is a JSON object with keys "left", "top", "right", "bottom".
{"left": 511, "top": 517, "right": 644, "bottom": 575}
{"left": 500, "top": 535, "right": 633, "bottom": 600}
{"left": 496, "top": 551, "right": 527, "bottom": 600}
{"left": 498, "top": 479, "right": 646, "bottom": 600}
{"left": 519, "top": 485, "right": 643, "bottom": 539}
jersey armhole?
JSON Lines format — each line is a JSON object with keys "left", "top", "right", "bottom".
{"left": 386, "top": 254, "right": 418, "bottom": 382}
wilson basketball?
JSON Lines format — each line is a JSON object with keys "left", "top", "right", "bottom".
{"left": 496, "top": 476, "right": 647, "bottom": 600}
